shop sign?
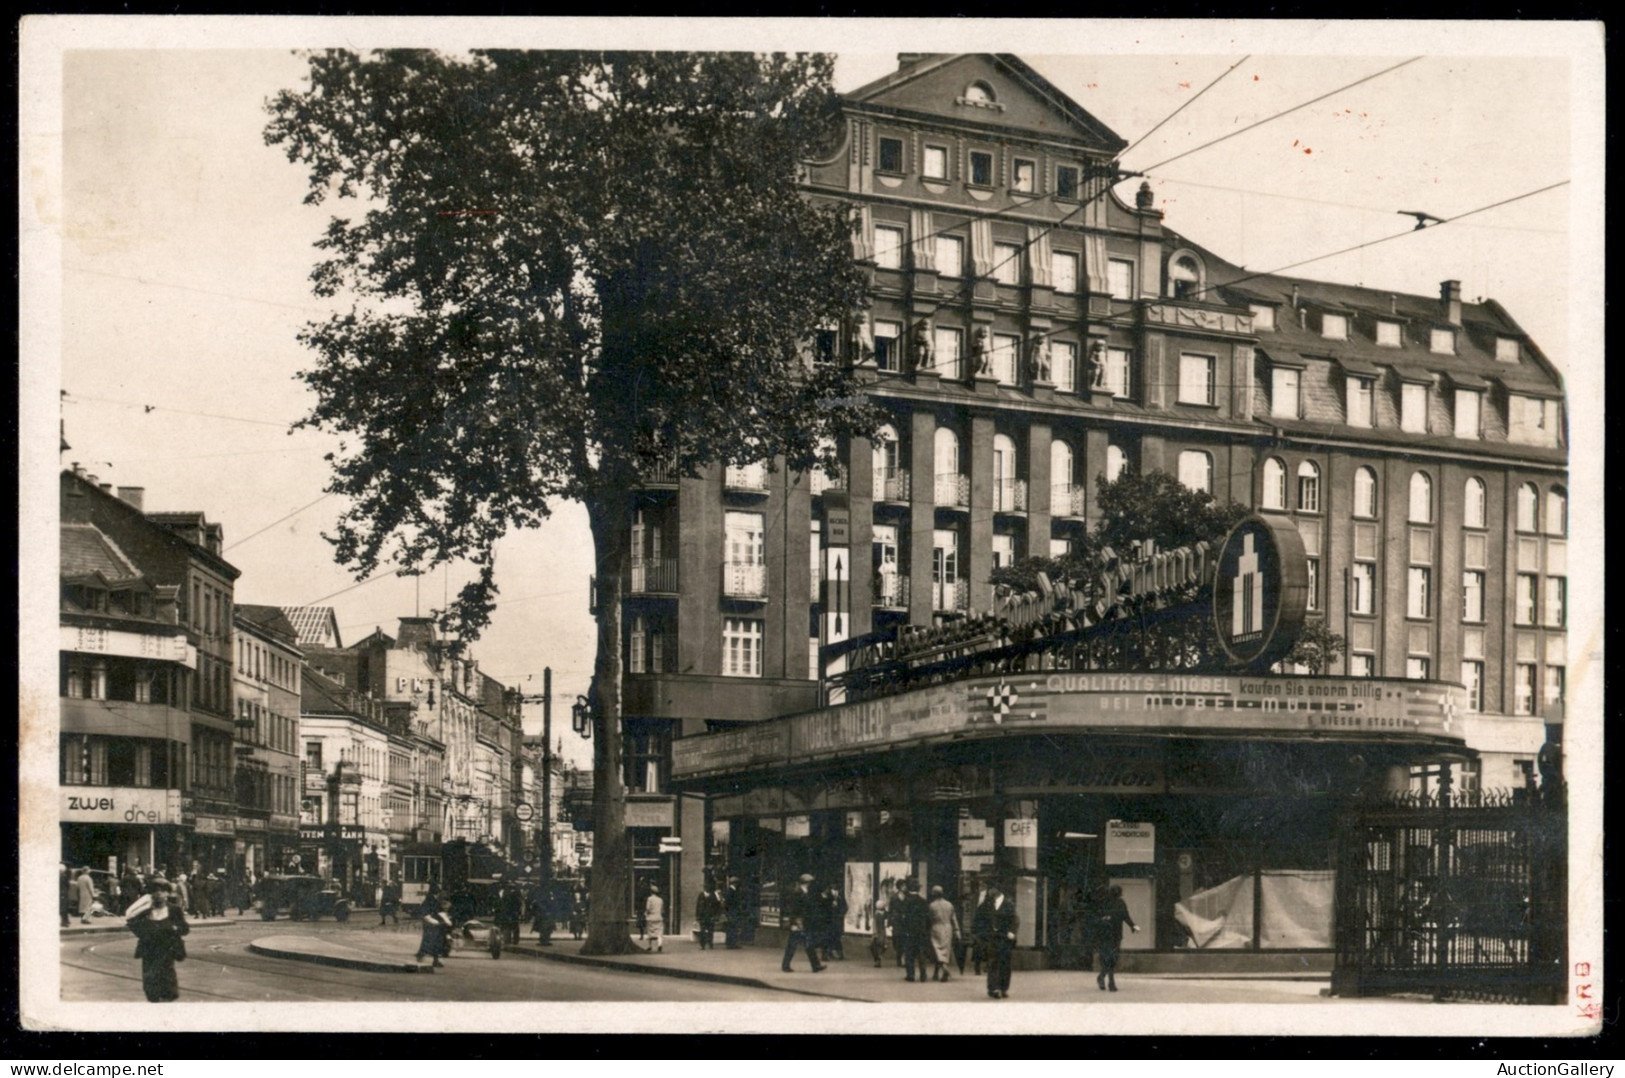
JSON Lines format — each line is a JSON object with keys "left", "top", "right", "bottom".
{"left": 1003, "top": 818, "right": 1039, "bottom": 849}
{"left": 234, "top": 816, "right": 267, "bottom": 832}
{"left": 59, "top": 786, "right": 181, "bottom": 826}
{"left": 193, "top": 814, "right": 235, "bottom": 836}
{"left": 60, "top": 624, "right": 195, "bottom": 669}
{"left": 785, "top": 814, "right": 811, "bottom": 839}
{"left": 825, "top": 504, "right": 851, "bottom": 546}
{"left": 1105, "top": 820, "right": 1155, "bottom": 865}
{"left": 624, "top": 800, "right": 674, "bottom": 830}
{"left": 1212, "top": 514, "right": 1309, "bottom": 670}
{"left": 758, "top": 880, "right": 781, "bottom": 927}
{"left": 958, "top": 818, "right": 994, "bottom": 856}
{"left": 298, "top": 824, "right": 365, "bottom": 842}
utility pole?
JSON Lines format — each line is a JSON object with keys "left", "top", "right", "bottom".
{"left": 541, "top": 667, "right": 553, "bottom": 898}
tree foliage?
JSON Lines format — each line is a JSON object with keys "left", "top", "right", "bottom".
{"left": 1282, "top": 619, "right": 1348, "bottom": 675}
{"left": 266, "top": 50, "right": 881, "bottom": 954}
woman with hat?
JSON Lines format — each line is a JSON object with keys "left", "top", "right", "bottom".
{"left": 125, "top": 878, "right": 190, "bottom": 1002}
{"left": 925, "top": 884, "right": 961, "bottom": 982}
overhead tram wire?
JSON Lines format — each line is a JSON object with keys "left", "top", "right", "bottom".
{"left": 1117, "top": 55, "right": 1252, "bottom": 158}
{"left": 63, "top": 391, "right": 304, "bottom": 431}
{"left": 1132, "top": 56, "right": 1425, "bottom": 174}
{"left": 223, "top": 492, "right": 335, "bottom": 553}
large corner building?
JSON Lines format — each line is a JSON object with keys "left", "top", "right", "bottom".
{"left": 604, "top": 54, "right": 1565, "bottom": 966}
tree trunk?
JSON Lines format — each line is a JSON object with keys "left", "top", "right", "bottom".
{"left": 580, "top": 491, "right": 639, "bottom": 955}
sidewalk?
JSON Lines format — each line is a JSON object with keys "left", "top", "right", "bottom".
{"left": 249, "top": 923, "right": 1344, "bottom": 1004}
{"left": 60, "top": 910, "right": 263, "bottom": 935}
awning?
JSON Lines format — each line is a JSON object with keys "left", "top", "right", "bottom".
{"left": 1443, "top": 369, "right": 1492, "bottom": 390}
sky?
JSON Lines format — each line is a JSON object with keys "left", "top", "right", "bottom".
{"left": 23, "top": 19, "right": 1602, "bottom": 776}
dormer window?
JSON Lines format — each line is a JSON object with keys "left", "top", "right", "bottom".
{"left": 1430, "top": 327, "right": 1456, "bottom": 354}
{"left": 969, "top": 151, "right": 993, "bottom": 187}
{"left": 1400, "top": 381, "right": 1429, "bottom": 434}
{"left": 1250, "top": 304, "right": 1276, "bottom": 332}
{"left": 1496, "top": 336, "right": 1521, "bottom": 363}
{"left": 1454, "top": 389, "right": 1481, "bottom": 439}
{"left": 1056, "top": 165, "right": 1080, "bottom": 201}
{"left": 1271, "top": 367, "right": 1300, "bottom": 419}
{"left": 1168, "top": 254, "right": 1202, "bottom": 300}
{"left": 923, "top": 145, "right": 948, "bottom": 181}
{"left": 1321, "top": 313, "right": 1349, "bottom": 340}
{"left": 1376, "top": 321, "right": 1402, "bottom": 347}
{"left": 877, "top": 137, "right": 904, "bottom": 174}
{"left": 1011, "top": 159, "right": 1035, "bottom": 193}
{"left": 1347, "top": 377, "right": 1375, "bottom": 427}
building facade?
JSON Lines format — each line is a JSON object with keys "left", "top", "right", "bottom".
{"left": 61, "top": 470, "right": 244, "bottom": 876}
{"left": 232, "top": 605, "right": 303, "bottom": 876}
{"left": 614, "top": 55, "right": 1565, "bottom": 958}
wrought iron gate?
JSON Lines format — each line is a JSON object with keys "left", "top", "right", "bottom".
{"left": 1331, "top": 787, "right": 1566, "bottom": 1004}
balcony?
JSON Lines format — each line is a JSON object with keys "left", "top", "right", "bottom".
{"left": 993, "top": 478, "right": 1028, "bottom": 514}
{"left": 638, "top": 460, "right": 681, "bottom": 488}
{"left": 722, "top": 562, "right": 768, "bottom": 601}
{"left": 809, "top": 468, "right": 846, "bottom": 496}
{"left": 931, "top": 578, "right": 970, "bottom": 613}
{"left": 724, "top": 463, "right": 769, "bottom": 494}
{"left": 873, "top": 468, "right": 911, "bottom": 504}
{"left": 1051, "top": 484, "right": 1087, "bottom": 519}
{"left": 874, "top": 572, "right": 910, "bottom": 610}
{"left": 934, "top": 473, "right": 970, "bottom": 510}
{"left": 629, "top": 557, "right": 680, "bottom": 596}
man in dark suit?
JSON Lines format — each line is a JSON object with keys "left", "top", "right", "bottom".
{"left": 780, "top": 874, "right": 826, "bottom": 973}
{"left": 975, "top": 880, "right": 1019, "bottom": 999}
{"left": 895, "top": 878, "right": 931, "bottom": 983}
{"left": 1094, "top": 883, "right": 1139, "bottom": 992}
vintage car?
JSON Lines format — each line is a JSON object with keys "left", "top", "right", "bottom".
{"left": 257, "top": 874, "right": 352, "bottom": 922}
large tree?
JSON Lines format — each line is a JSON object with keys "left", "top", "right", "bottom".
{"left": 267, "top": 50, "right": 878, "bottom": 954}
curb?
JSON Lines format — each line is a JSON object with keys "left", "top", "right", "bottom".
{"left": 61, "top": 918, "right": 247, "bottom": 936}
{"left": 246, "top": 940, "right": 419, "bottom": 975}
{"left": 505, "top": 945, "right": 868, "bottom": 1001}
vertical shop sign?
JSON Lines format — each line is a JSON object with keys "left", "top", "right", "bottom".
{"left": 1105, "top": 820, "right": 1156, "bottom": 864}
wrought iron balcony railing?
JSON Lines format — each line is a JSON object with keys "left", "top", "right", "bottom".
{"left": 934, "top": 473, "right": 970, "bottom": 509}
{"left": 932, "top": 578, "right": 969, "bottom": 613}
{"left": 724, "top": 464, "right": 769, "bottom": 492}
{"left": 628, "top": 557, "right": 680, "bottom": 595}
{"left": 873, "top": 572, "right": 910, "bottom": 610}
{"left": 873, "top": 468, "right": 911, "bottom": 503}
{"left": 722, "top": 562, "right": 767, "bottom": 600}
{"left": 993, "top": 478, "right": 1028, "bottom": 513}
{"left": 1051, "top": 484, "right": 1087, "bottom": 519}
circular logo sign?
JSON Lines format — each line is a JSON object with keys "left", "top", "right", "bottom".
{"left": 1211, "top": 512, "right": 1309, "bottom": 670}
{"left": 514, "top": 802, "right": 535, "bottom": 823}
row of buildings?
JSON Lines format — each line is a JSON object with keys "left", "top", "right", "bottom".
{"left": 58, "top": 467, "right": 576, "bottom": 895}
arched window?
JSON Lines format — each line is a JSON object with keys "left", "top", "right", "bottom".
{"left": 1409, "top": 472, "right": 1433, "bottom": 524}
{"left": 1545, "top": 487, "right": 1567, "bottom": 536}
{"left": 1464, "top": 477, "right": 1486, "bottom": 529}
{"left": 1261, "top": 457, "right": 1286, "bottom": 510}
{"left": 992, "top": 434, "right": 1019, "bottom": 511}
{"left": 1178, "top": 450, "right": 1212, "bottom": 494}
{"left": 1168, "top": 253, "right": 1203, "bottom": 300}
{"left": 1050, "top": 440, "right": 1076, "bottom": 515}
{"left": 1516, "top": 482, "right": 1539, "bottom": 532}
{"left": 1296, "top": 460, "right": 1321, "bottom": 513}
{"left": 963, "top": 80, "right": 996, "bottom": 105}
{"left": 1105, "top": 444, "right": 1128, "bottom": 483}
{"left": 1354, "top": 466, "right": 1379, "bottom": 519}
{"left": 872, "top": 423, "right": 900, "bottom": 487}
{"left": 934, "top": 427, "right": 959, "bottom": 478}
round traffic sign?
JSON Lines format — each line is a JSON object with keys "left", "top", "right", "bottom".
{"left": 515, "top": 802, "right": 535, "bottom": 822}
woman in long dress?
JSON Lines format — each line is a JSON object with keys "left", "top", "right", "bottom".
{"left": 126, "top": 879, "right": 190, "bottom": 1002}
{"left": 416, "top": 896, "right": 449, "bottom": 971}
{"left": 926, "top": 884, "right": 961, "bottom": 982}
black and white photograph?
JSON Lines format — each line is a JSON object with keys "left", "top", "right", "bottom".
{"left": 17, "top": 17, "right": 1603, "bottom": 1039}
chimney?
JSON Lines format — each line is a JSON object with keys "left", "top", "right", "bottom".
{"left": 1440, "top": 279, "right": 1462, "bottom": 325}
{"left": 897, "top": 53, "right": 926, "bottom": 70}
{"left": 1291, "top": 284, "right": 1301, "bottom": 309}
{"left": 1136, "top": 181, "right": 1155, "bottom": 211}
{"left": 117, "top": 486, "right": 145, "bottom": 511}
{"left": 98, "top": 482, "right": 113, "bottom": 495}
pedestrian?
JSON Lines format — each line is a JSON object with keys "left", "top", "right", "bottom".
{"left": 1093, "top": 884, "right": 1139, "bottom": 992}
{"left": 173, "top": 872, "right": 191, "bottom": 918}
{"left": 569, "top": 886, "right": 588, "bottom": 941}
{"left": 695, "top": 881, "right": 721, "bottom": 950}
{"left": 821, "top": 884, "right": 848, "bottom": 961}
{"left": 964, "top": 876, "right": 990, "bottom": 975}
{"left": 73, "top": 867, "right": 98, "bottom": 923}
{"left": 106, "top": 871, "right": 122, "bottom": 916}
{"left": 869, "top": 886, "right": 889, "bottom": 967}
{"left": 125, "top": 879, "right": 189, "bottom": 1002}
{"left": 121, "top": 865, "right": 142, "bottom": 916}
{"left": 415, "top": 896, "right": 449, "bottom": 971}
{"left": 526, "top": 879, "right": 550, "bottom": 944}
{"left": 780, "top": 874, "right": 825, "bottom": 973}
{"left": 59, "top": 864, "right": 71, "bottom": 928}
{"left": 895, "top": 878, "right": 931, "bottom": 984}
{"left": 379, "top": 880, "right": 401, "bottom": 925}
{"left": 975, "top": 880, "right": 1018, "bottom": 999}
{"left": 926, "top": 884, "right": 961, "bottom": 982}
{"left": 496, "top": 881, "right": 523, "bottom": 946}
{"left": 634, "top": 877, "right": 649, "bottom": 940}
{"left": 722, "top": 877, "right": 744, "bottom": 949}
{"left": 644, "top": 884, "right": 665, "bottom": 953}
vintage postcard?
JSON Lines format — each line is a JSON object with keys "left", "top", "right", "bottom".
{"left": 18, "top": 17, "right": 1604, "bottom": 1038}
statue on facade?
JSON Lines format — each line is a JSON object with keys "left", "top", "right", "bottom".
{"left": 1085, "top": 340, "right": 1108, "bottom": 390}
{"left": 910, "top": 320, "right": 933, "bottom": 371}
{"left": 1026, "top": 337, "right": 1050, "bottom": 384}
{"left": 971, "top": 326, "right": 991, "bottom": 376}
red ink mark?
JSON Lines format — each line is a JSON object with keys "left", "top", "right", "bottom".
{"left": 1253, "top": 75, "right": 1260, "bottom": 81}
{"left": 1577, "top": 1002, "right": 1600, "bottom": 1021}
{"left": 1179, "top": 82, "right": 1191, "bottom": 89}
{"left": 1575, "top": 962, "right": 1591, "bottom": 976}
{"left": 1577, "top": 984, "right": 1594, "bottom": 999}
{"left": 1292, "top": 139, "right": 1299, "bottom": 147}
{"left": 1304, "top": 148, "right": 1312, "bottom": 154}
